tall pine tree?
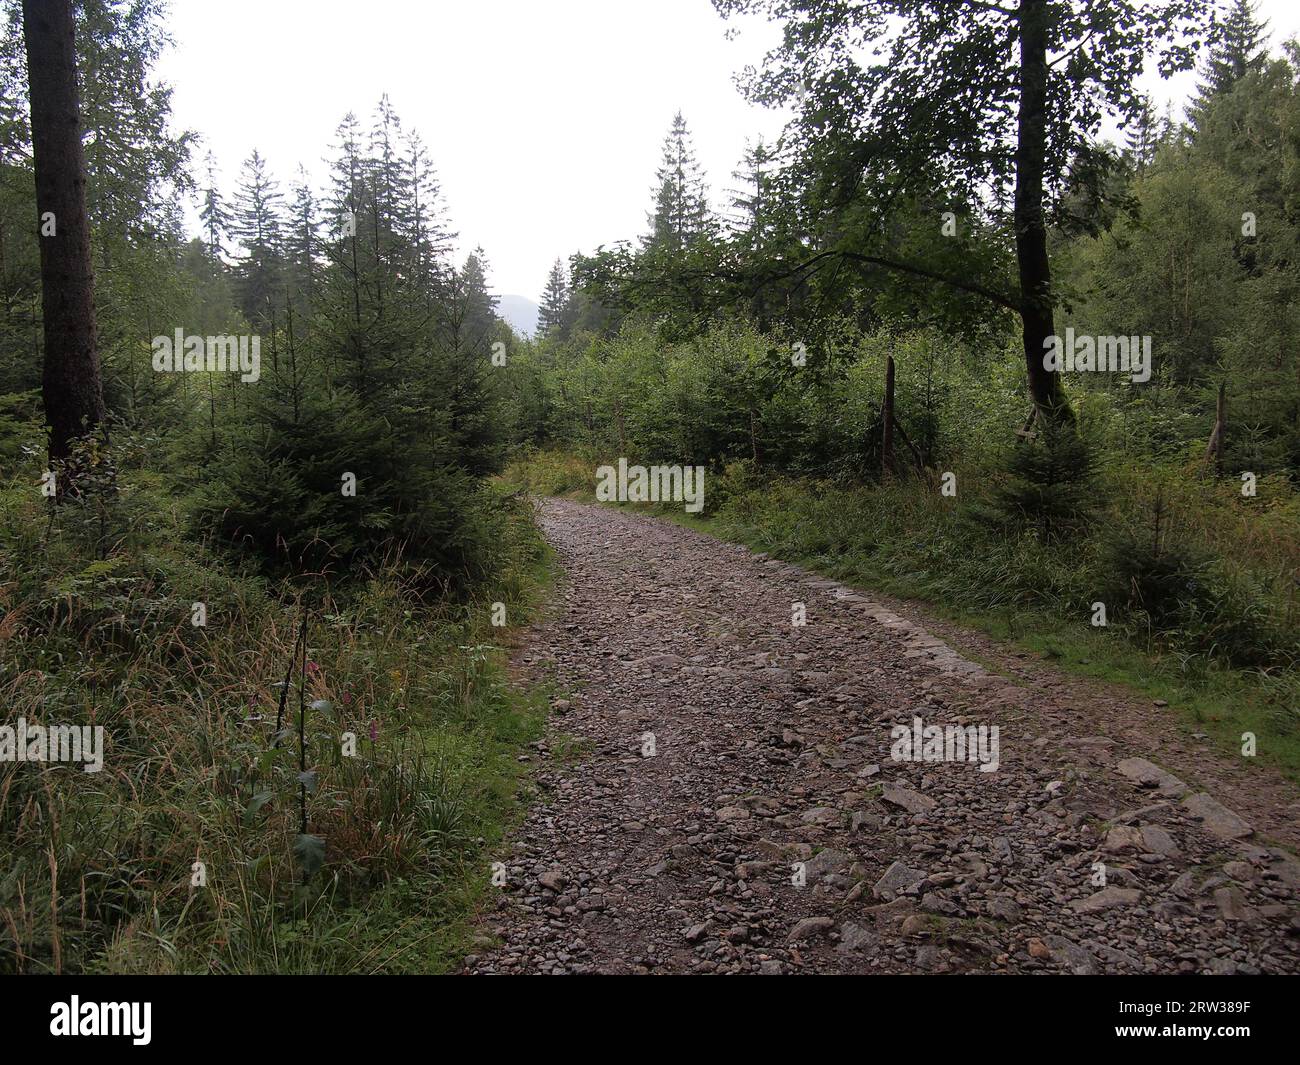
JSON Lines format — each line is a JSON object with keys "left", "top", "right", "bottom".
{"left": 537, "top": 258, "right": 569, "bottom": 336}
{"left": 198, "top": 149, "right": 229, "bottom": 260}
{"left": 645, "top": 111, "right": 713, "bottom": 254}
{"left": 230, "top": 149, "right": 284, "bottom": 328}
{"left": 1190, "top": 0, "right": 1268, "bottom": 126}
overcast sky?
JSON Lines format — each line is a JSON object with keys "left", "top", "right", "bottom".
{"left": 155, "top": 0, "right": 1300, "bottom": 301}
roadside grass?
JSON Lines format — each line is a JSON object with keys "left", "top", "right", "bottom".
{"left": 503, "top": 449, "right": 1300, "bottom": 783}
{"left": 1, "top": 448, "right": 557, "bottom": 974}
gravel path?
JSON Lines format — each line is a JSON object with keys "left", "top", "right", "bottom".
{"left": 465, "top": 497, "right": 1300, "bottom": 975}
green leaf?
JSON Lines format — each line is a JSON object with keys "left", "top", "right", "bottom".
{"left": 293, "top": 833, "right": 326, "bottom": 880}
{"left": 243, "top": 789, "right": 275, "bottom": 825}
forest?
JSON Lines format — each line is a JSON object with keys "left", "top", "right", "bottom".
{"left": 1, "top": 0, "right": 1298, "bottom": 984}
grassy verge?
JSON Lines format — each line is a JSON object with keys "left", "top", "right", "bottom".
{"left": 1, "top": 442, "right": 556, "bottom": 974}
{"left": 504, "top": 447, "right": 1300, "bottom": 783}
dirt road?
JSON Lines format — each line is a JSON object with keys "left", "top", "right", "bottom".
{"left": 465, "top": 497, "right": 1300, "bottom": 974}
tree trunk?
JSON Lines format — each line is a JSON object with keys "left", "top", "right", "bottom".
{"left": 1014, "top": 0, "right": 1072, "bottom": 425}
{"left": 23, "top": 0, "right": 104, "bottom": 461}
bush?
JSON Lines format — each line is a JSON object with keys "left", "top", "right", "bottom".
{"left": 0, "top": 446, "right": 549, "bottom": 974}
{"left": 980, "top": 422, "right": 1104, "bottom": 543}
{"left": 1101, "top": 490, "right": 1297, "bottom": 669}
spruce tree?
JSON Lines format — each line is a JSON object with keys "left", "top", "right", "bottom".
{"left": 726, "top": 137, "right": 776, "bottom": 240}
{"left": 21, "top": 0, "right": 105, "bottom": 461}
{"left": 198, "top": 149, "right": 230, "bottom": 260}
{"left": 230, "top": 149, "right": 284, "bottom": 328}
{"left": 402, "top": 129, "right": 453, "bottom": 303}
{"left": 1190, "top": 0, "right": 1267, "bottom": 126}
{"left": 286, "top": 165, "right": 317, "bottom": 323}
{"left": 645, "top": 111, "right": 713, "bottom": 253}
{"left": 1124, "top": 100, "right": 1161, "bottom": 174}
{"left": 440, "top": 247, "right": 503, "bottom": 477}
{"left": 537, "top": 258, "right": 569, "bottom": 336}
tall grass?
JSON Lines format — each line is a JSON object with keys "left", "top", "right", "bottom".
{"left": 1, "top": 435, "right": 552, "bottom": 974}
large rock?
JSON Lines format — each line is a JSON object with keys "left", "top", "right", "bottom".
{"left": 1182, "top": 792, "right": 1253, "bottom": 841}
{"left": 987, "top": 897, "right": 1022, "bottom": 923}
{"left": 837, "top": 922, "right": 875, "bottom": 953}
{"left": 1102, "top": 825, "right": 1144, "bottom": 853}
{"left": 1117, "top": 757, "right": 1188, "bottom": 797}
{"left": 1043, "top": 935, "right": 1098, "bottom": 975}
{"left": 873, "top": 860, "right": 929, "bottom": 900}
{"left": 1265, "top": 850, "right": 1300, "bottom": 889}
{"left": 715, "top": 805, "right": 751, "bottom": 822}
{"left": 538, "top": 868, "right": 568, "bottom": 892}
{"left": 1213, "top": 886, "right": 1259, "bottom": 923}
{"left": 804, "top": 848, "right": 851, "bottom": 879}
{"left": 1139, "top": 824, "right": 1181, "bottom": 858}
{"left": 1069, "top": 886, "right": 1142, "bottom": 913}
{"left": 787, "top": 915, "right": 834, "bottom": 942}
{"left": 880, "top": 785, "right": 937, "bottom": 815}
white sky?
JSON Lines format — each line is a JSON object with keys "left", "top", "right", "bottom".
{"left": 154, "top": 0, "right": 1300, "bottom": 302}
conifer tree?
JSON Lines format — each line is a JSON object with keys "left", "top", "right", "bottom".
{"left": 1124, "top": 100, "right": 1161, "bottom": 174}
{"left": 1190, "top": 0, "right": 1268, "bottom": 126}
{"left": 402, "top": 129, "right": 453, "bottom": 302}
{"left": 198, "top": 149, "right": 230, "bottom": 260}
{"left": 21, "top": 0, "right": 104, "bottom": 461}
{"left": 645, "top": 111, "right": 713, "bottom": 253}
{"left": 230, "top": 149, "right": 284, "bottom": 328}
{"left": 441, "top": 247, "right": 502, "bottom": 476}
{"left": 726, "top": 137, "right": 777, "bottom": 240}
{"left": 287, "top": 165, "right": 317, "bottom": 316}
{"left": 538, "top": 258, "right": 569, "bottom": 336}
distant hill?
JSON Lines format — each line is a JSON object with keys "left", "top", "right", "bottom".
{"left": 498, "top": 294, "right": 539, "bottom": 337}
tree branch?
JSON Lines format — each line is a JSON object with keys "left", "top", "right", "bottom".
{"left": 731, "top": 249, "right": 1018, "bottom": 313}
{"left": 950, "top": 0, "right": 1018, "bottom": 18}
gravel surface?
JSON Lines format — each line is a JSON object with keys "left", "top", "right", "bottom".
{"left": 464, "top": 497, "right": 1300, "bottom": 975}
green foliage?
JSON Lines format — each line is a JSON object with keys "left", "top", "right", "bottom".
{"left": 984, "top": 424, "right": 1104, "bottom": 543}
{"left": 0, "top": 9, "right": 543, "bottom": 976}
{"left": 0, "top": 447, "right": 553, "bottom": 974}
{"left": 1099, "top": 488, "right": 1296, "bottom": 669}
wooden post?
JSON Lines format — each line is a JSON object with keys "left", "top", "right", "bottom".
{"left": 1205, "top": 381, "right": 1225, "bottom": 477}
{"left": 881, "top": 354, "right": 895, "bottom": 479}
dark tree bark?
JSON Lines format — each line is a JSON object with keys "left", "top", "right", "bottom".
{"left": 1014, "top": 0, "right": 1072, "bottom": 425}
{"left": 22, "top": 0, "right": 104, "bottom": 461}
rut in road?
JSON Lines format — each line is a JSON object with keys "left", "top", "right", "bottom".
{"left": 464, "top": 497, "right": 1300, "bottom": 975}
